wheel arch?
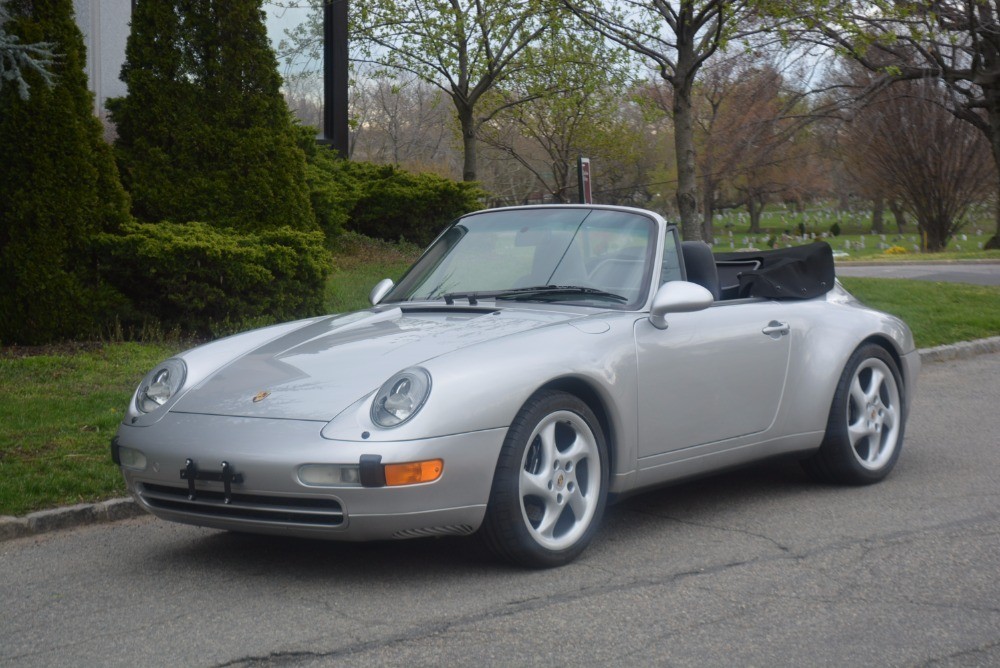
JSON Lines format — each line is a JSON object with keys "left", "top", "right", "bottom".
{"left": 802, "top": 334, "right": 908, "bottom": 484}
{"left": 858, "top": 334, "right": 909, "bottom": 405}
{"left": 536, "top": 376, "right": 617, "bottom": 474}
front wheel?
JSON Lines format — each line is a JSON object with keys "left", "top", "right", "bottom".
{"left": 803, "top": 344, "right": 906, "bottom": 484}
{"left": 481, "top": 391, "right": 609, "bottom": 568}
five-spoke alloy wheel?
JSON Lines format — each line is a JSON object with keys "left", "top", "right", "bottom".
{"left": 804, "top": 344, "right": 906, "bottom": 484}
{"left": 482, "top": 390, "right": 609, "bottom": 568}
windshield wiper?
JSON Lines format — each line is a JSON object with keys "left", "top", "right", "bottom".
{"left": 497, "top": 285, "right": 628, "bottom": 303}
{"left": 441, "top": 289, "right": 527, "bottom": 305}
{"left": 441, "top": 291, "right": 490, "bottom": 305}
{"left": 441, "top": 285, "right": 627, "bottom": 305}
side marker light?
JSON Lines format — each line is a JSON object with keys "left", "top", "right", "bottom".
{"left": 383, "top": 459, "right": 443, "bottom": 486}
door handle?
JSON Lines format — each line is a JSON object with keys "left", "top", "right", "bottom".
{"left": 762, "top": 321, "right": 790, "bottom": 338}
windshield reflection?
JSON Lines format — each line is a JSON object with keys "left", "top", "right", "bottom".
{"left": 384, "top": 208, "right": 657, "bottom": 309}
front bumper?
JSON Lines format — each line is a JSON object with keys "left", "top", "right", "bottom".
{"left": 113, "top": 412, "right": 507, "bottom": 541}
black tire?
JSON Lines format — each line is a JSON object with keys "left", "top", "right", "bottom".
{"left": 803, "top": 343, "right": 906, "bottom": 485}
{"left": 480, "top": 390, "right": 609, "bottom": 568}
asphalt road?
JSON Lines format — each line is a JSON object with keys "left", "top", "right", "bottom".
{"left": 836, "top": 262, "right": 1000, "bottom": 286}
{"left": 2, "top": 353, "right": 999, "bottom": 667}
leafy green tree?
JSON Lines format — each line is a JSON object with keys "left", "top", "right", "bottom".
{"left": 841, "top": 78, "right": 993, "bottom": 251}
{"left": 108, "top": 0, "right": 316, "bottom": 232}
{"left": 479, "top": 26, "right": 641, "bottom": 203}
{"left": 0, "top": 0, "right": 131, "bottom": 344}
{"left": 355, "top": 0, "right": 560, "bottom": 183}
{"left": 782, "top": 0, "right": 1000, "bottom": 247}
{"left": 278, "top": 0, "right": 559, "bottom": 183}
{"left": 561, "top": 0, "right": 775, "bottom": 240}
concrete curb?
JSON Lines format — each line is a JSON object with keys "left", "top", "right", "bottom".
{"left": 0, "top": 497, "right": 146, "bottom": 543}
{"left": 835, "top": 259, "right": 1000, "bottom": 267}
{"left": 917, "top": 335, "right": 1000, "bottom": 364}
{"left": 3, "top": 336, "right": 1000, "bottom": 544}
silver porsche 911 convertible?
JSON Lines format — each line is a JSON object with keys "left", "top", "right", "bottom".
{"left": 112, "top": 204, "right": 919, "bottom": 568}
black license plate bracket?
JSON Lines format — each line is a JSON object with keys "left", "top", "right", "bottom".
{"left": 179, "top": 459, "right": 244, "bottom": 503}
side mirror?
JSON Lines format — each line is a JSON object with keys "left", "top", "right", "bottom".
{"left": 649, "top": 281, "right": 714, "bottom": 330}
{"left": 369, "top": 278, "right": 395, "bottom": 306}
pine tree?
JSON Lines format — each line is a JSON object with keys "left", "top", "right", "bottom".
{"left": 0, "top": 0, "right": 131, "bottom": 344}
{"left": 0, "top": 0, "right": 57, "bottom": 99}
{"left": 108, "top": 0, "right": 316, "bottom": 232}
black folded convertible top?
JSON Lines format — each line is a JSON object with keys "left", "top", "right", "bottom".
{"left": 714, "top": 241, "right": 835, "bottom": 300}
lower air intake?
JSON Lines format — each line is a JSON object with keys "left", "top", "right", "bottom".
{"left": 139, "top": 483, "right": 344, "bottom": 527}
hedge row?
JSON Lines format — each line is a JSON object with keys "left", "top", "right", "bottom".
{"left": 94, "top": 222, "right": 330, "bottom": 338}
{"left": 301, "top": 134, "right": 487, "bottom": 247}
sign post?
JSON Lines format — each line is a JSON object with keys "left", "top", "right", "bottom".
{"left": 577, "top": 157, "right": 592, "bottom": 204}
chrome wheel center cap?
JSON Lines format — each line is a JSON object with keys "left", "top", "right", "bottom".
{"left": 555, "top": 473, "right": 565, "bottom": 490}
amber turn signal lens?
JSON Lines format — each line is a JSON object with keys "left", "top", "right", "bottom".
{"left": 383, "top": 459, "right": 443, "bottom": 486}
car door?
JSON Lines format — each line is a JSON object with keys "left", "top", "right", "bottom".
{"left": 633, "top": 299, "right": 792, "bottom": 459}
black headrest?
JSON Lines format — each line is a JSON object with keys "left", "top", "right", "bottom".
{"left": 681, "top": 241, "right": 720, "bottom": 300}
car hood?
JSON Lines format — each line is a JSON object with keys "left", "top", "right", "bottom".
{"left": 171, "top": 305, "right": 584, "bottom": 421}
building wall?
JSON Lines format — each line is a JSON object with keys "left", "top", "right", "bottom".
{"left": 72, "top": 0, "right": 130, "bottom": 124}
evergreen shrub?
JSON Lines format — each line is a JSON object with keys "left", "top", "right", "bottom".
{"left": 107, "top": 0, "right": 316, "bottom": 233}
{"left": 95, "top": 222, "right": 330, "bottom": 337}
{"left": 297, "top": 130, "right": 486, "bottom": 247}
{"left": 296, "top": 132, "right": 360, "bottom": 244}
{"left": 347, "top": 163, "right": 485, "bottom": 246}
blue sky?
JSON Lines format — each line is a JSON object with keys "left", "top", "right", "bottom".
{"left": 263, "top": 2, "right": 312, "bottom": 48}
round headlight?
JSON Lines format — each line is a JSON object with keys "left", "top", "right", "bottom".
{"left": 135, "top": 359, "right": 187, "bottom": 414}
{"left": 371, "top": 367, "right": 432, "bottom": 428}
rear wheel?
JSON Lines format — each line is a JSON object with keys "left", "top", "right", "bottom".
{"left": 481, "top": 390, "right": 608, "bottom": 568}
{"left": 803, "top": 344, "right": 905, "bottom": 484}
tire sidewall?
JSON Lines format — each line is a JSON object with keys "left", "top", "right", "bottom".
{"left": 822, "top": 344, "right": 906, "bottom": 484}
{"left": 483, "top": 390, "right": 610, "bottom": 568}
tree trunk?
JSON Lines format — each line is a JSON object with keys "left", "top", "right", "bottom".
{"left": 983, "top": 59, "right": 1000, "bottom": 249}
{"left": 871, "top": 194, "right": 884, "bottom": 234}
{"left": 747, "top": 194, "right": 762, "bottom": 234}
{"left": 701, "top": 180, "right": 715, "bottom": 243}
{"left": 553, "top": 158, "right": 571, "bottom": 203}
{"left": 673, "top": 76, "right": 700, "bottom": 240}
{"left": 983, "top": 120, "right": 1000, "bottom": 248}
{"left": 920, "top": 216, "right": 949, "bottom": 252}
{"left": 457, "top": 103, "right": 477, "bottom": 182}
{"left": 990, "top": 198, "right": 1000, "bottom": 250}
{"left": 888, "top": 199, "right": 906, "bottom": 236}
{"left": 837, "top": 190, "right": 851, "bottom": 213}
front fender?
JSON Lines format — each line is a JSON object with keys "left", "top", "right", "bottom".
{"left": 320, "top": 314, "right": 642, "bottom": 487}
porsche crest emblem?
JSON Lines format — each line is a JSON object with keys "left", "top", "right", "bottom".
{"left": 252, "top": 391, "right": 271, "bottom": 403}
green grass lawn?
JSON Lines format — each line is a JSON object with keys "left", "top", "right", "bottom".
{"left": 839, "top": 278, "right": 1000, "bottom": 348}
{"left": 708, "top": 207, "right": 1000, "bottom": 261}
{"left": 324, "top": 232, "right": 420, "bottom": 313}
{"left": 0, "top": 343, "right": 180, "bottom": 516}
{"left": 1, "top": 236, "right": 998, "bottom": 517}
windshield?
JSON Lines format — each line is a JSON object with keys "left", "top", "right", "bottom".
{"left": 383, "top": 207, "right": 657, "bottom": 309}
